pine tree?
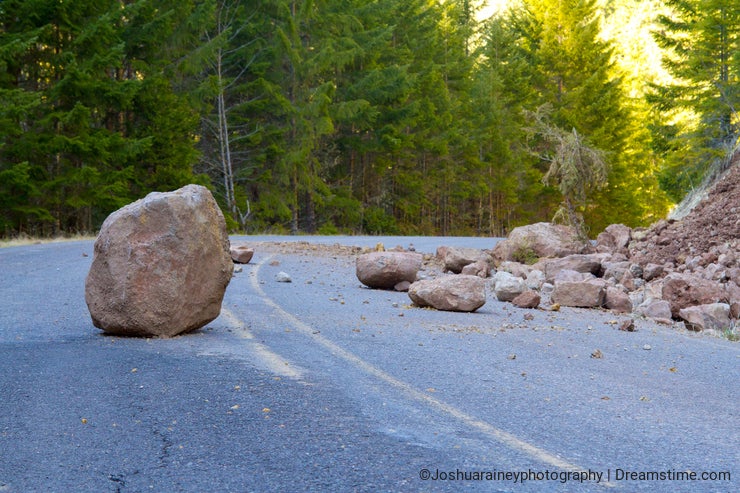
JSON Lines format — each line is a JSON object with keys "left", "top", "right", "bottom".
{"left": 471, "top": 13, "right": 555, "bottom": 235}
{"left": 0, "top": 0, "right": 210, "bottom": 235}
{"left": 511, "top": 0, "right": 663, "bottom": 232}
{"left": 653, "top": 0, "right": 740, "bottom": 199}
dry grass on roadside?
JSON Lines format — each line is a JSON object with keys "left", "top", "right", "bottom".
{"left": 0, "top": 233, "right": 96, "bottom": 248}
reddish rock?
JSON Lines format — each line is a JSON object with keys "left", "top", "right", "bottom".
{"left": 661, "top": 273, "right": 728, "bottom": 317}
{"left": 356, "top": 251, "right": 422, "bottom": 289}
{"left": 438, "top": 246, "right": 491, "bottom": 273}
{"left": 435, "top": 246, "right": 450, "bottom": 261}
{"left": 602, "top": 261, "right": 631, "bottom": 282}
{"left": 637, "top": 299, "right": 673, "bottom": 323}
{"left": 461, "top": 260, "right": 490, "bottom": 278}
{"left": 85, "top": 185, "right": 233, "bottom": 337}
{"left": 628, "top": 163, "right": 740, "bottom": 269}
{"left": 725, "top": 281, "right": 740, "bottom": 318}
{"left": 605, "top": 287, "right": 633, "bottom": 314}
{"left": 551, "top": 275, "right": 606, "bottom": 308}
{"left": 553, "top": 269, "right": 593, "bottom": 283}
{"left": 543, "top": 254, "right": 604, "bottom": 282}
{"left": 408, "top": 275, "right": 486, "bottom": 312}
{"left": 596, "top": 223, "right": 632, "bottom": 253}
{"left": 230, "top": 245, "right": 254, "bottom": 264}
{"left": 512, "top": 290, "right": 541, "bottom": 309}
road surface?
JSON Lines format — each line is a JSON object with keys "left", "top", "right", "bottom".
{"left": 0, "top": 236, "right": 737, "bottom": 492}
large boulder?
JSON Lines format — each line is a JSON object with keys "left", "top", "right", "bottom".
{"left": 642, "top": 263, "right": 664, "bottom": 282}
{"left": 661, "top": 272, "right": 728, "bottom": 317}
{"left": 526, "top": 269, "right": 546, "bottom": 290}
{"left": 551, "top": 272, "right": 606, "bottom": 308}
{"left": 85, "top": 185, "right": 233, "bottom": 337}
{"left": 408, "top": 275, "right": 486, "bottom": 312}
{"left": 602, "top": 261, "right": 632, "bottom": 283}
{"left": 491, "top": 222, "right": 591, "bottom": 264}
{"left": 356, "top": 251, "right": 422, "bottom": 289}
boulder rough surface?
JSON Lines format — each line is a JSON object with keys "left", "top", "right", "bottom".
{"left": 437, "top": 246, "right": 491, "bottom": 274}
{"left": 551, "top": 274, "right": 606, "bottom": 308}
{"left": 543, "top": 254, "right": 604, "bottom": 282}
{"left": 408, "top": 275, "right": 486, "bottom": 312}
{"left": 678, "top": 303, "right": 731, "bottom": 332}
{"left": 356, "top": 251, "right": 422, "bottom": 289}
{"left": 492, "top": 222, "right": 591, "bottom": 263}
{"left": 661, "top": 273, "right": 728, "bottom": 317}
{"left": 511, "top": 290, "right": 541, "bottom": 309}
{"left": 595, "top": 223, "right": 631, "bottom": 254}
{"left": 85, "top": 185, "right": 233, "bottom": 337}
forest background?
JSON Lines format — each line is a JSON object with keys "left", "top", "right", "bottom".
{"left": 0, "top": 0, "right": 738, "bottom": 237}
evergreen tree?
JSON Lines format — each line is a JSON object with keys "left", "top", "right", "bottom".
{"left": 0, "top": 0, "right": 208, "bottom": 235}
{"left": 653, "top": 0, "right": 740, "bottom": 199}
{"left": 471, "top": 13, "right": 556, "bottom": 235}
{"left": 511, "top": 0, "right": 664, "bottom": 231}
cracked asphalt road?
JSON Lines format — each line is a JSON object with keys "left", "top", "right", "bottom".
{"left": 0, "top": 236, "right": 738, "bottom": 492}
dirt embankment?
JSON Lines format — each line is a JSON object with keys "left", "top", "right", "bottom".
{"left": 629, "top": 155, "right": 740, "bottom": 269}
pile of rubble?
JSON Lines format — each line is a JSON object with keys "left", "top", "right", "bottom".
{"left": 355, "top": 161, "right": 739, "bottom": 336}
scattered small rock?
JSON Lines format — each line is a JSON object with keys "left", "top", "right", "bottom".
{"left": 275, "top": 272, "right": 292, "bottom": 283}
{"left": 394, "top": 281, "right": 411, "bottom": 292}
{"left": 230, "top": 245, "right": 254, "bottom": 264}
{"left": 492, "top": 271, "right": 527, "bottom": 302}
{"left": 511, "top": 290, "right": 541, "bottom": 309}
{"left": 591, "top": 349, "right": 604, "bottom": 359}
{"left": 618, "top": 319, "right": 635, "bottom": 332}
